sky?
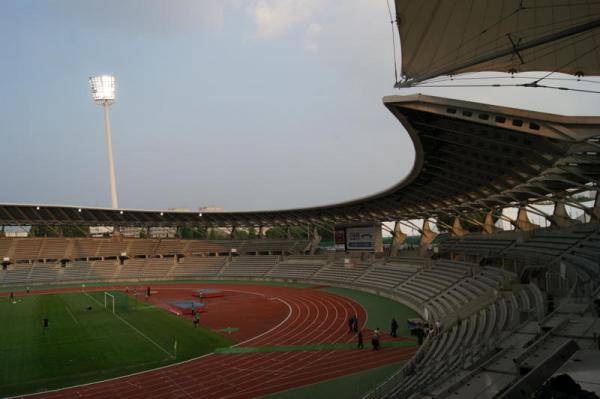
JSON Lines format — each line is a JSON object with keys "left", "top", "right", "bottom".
{"left": 1, "top": 0, "right": 599, "bottom": 213}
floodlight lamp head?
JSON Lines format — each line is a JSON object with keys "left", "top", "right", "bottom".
{"left": 89, "top": 75, "right": 116, "bottom": 105}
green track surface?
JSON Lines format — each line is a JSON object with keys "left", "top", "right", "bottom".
{"left": 0, "top": 292, "right": 232, "bottom": 397}
{"left": 320, "top": 287, "right": 419, "bottom": 336}
{"left": 260, "top": 361, "right": 403, "bottom": 399}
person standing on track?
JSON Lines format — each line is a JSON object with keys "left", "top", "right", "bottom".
{"left": 357, "top": 330, "right": 364, "bottom": 349}
{"left": 353, "top": 314, "right": 359, "bottom": 333}
{"left": 372, "top": 328, "right": 380, "bottom": 351}
{"left": 391, "top": 318, "right": 399, "bottom": 338}
{"left": 348, "top": 316, "right": 355, "bottom": 334}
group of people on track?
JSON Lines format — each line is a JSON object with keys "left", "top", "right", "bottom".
{"left": 350, "top": 315, "right": 401, "bottom": 351}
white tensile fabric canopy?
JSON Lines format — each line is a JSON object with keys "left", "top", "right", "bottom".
{"left": 395, "top": 0, "right": 600, "bottom": 85}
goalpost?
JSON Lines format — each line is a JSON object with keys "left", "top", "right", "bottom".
{"left": 104, "top": 291, "right": 116, "bottom": 314}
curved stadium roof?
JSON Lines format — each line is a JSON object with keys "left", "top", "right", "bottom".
{"left": 0, "top": 94, "right": 599, "bottom": 228}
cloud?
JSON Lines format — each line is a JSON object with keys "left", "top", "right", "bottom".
{"left": 50, "top": 0, "right": 239, "bottom": 34}
{"left": 304, "top": 23, "right": 323, "bottom": 53}
{"left": 246, "top": 0, "right": 322, "bottom": 39}
{"left": 298, "top": 0, "right": 396, "bottom": 90}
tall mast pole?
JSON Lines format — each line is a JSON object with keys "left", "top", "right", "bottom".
{"left": 103, "top": 100, "right": 118, "bottom": 209}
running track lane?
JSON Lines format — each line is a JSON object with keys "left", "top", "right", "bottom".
{"left": 19, "top": 284, "right": 417, "bottom": 399}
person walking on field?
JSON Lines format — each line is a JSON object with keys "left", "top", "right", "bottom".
{"left": 391, "top": 318, "right": 399, "bottom": 338}
{"left": 193, "top": 312, "right": 200, "bottom": 328}
{"left": 357, "top": 330, "right": 364, "bottom": 349}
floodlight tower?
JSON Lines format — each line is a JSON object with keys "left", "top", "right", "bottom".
{"left": 89, "top": 75, "right": 119, "bottom": 209}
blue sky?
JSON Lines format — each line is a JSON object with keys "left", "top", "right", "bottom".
{"left": 1, "top": 1, "right": 599, "bottom": 212}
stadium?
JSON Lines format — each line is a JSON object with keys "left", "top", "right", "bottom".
{"left": 1, "top": 1, "right": 600, "bottom": 399}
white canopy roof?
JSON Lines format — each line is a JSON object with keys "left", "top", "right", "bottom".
{"left": 395, "top": 0, "right": 600, "bottom": 85}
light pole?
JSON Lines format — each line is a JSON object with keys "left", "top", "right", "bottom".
{"left": 89, "top": 75, "right": 118, "bottom": 209}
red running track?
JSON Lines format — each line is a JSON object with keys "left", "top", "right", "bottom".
{"left": 15, "top": 284, "right": 417, "bottom": 399}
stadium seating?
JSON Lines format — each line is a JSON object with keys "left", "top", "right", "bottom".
{"left": 61, "top": 261, "right": 92, "bottom": 281}
{"left": 313, "top": 258, "right": 372, "bottom": 283}
{"left": 88, "top": 260, "right": 118, "bottom": 280}
{"left": 0, "top": 237, "right": 309, "bottom": 261}
{"left": 0, "top": 238, "right": 592, "bottom": 399}
{"left": 187, "top": 240, "right": 228, "bottom": 255}
{"left": 357, "top": 263, "right": 418, "bottom": 289}
{"left": 154, "top": 240, "right": 186, "bottom": 256}
{"left": 12, "top": 239, "right": 43, "bottom": 262}
{"left": 141, "top": 257, "right": 176, "bottom": 279}
{"left": 169, "top": 256, "right": 227, "bottom": 278}
{"left": 1, "top": 263, "right": 32, "bottom": 285}
{"left": 70, "top": 239, "right": 102, "bottom": 259}
{"left": 266, "top": 256, "right": 328, "bottom": 279}
{"left": 115, "top": 258, "right": 146, "bottom": 280}
{"left": 29, "top": 263, "right": 60, "bottom": 283}
{"left": 125, "top": 240, "right": 157, "bottom": 257}
{"left": 219, "top": 255, "right": 279, "bottom": 277}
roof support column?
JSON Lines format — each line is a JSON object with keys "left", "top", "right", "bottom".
{"left": 420, "top": 219, "right": 438, "bottom": 250}
{"left": 390, "top": 221, "right": 407, "bottom": 257}
{"left": 483, "top": 211, "right": 497, "bottom": 234}
{"left": 373, "top": 223, "right": 383, "bottom": 254}
{"left": 516, "top": 206, "right": 538, "bottom": 231}
{"left": 593, "top": 191, "right": 600, "bottom": 222}
{"left": 308, "top": 226, "right": 321, "bottom": 255}
{"left": 550, "top": 201, "right": 578, "bottom": 227}
{"left": 451, "top": 217, "right": 467, "bottom": 237}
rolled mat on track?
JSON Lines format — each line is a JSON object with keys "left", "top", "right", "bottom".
{"left": 193, "top": 288, "right": 224, "bottom": 298}
{"left": 167, "top": 301, "right": 206, "bottom": 316}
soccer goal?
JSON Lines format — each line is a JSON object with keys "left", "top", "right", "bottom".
{"left": 104, "top": 291, "right": 116, "bottom": 314}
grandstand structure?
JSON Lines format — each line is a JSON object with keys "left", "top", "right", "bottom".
{"left": 1, "top": 94, "right": 599, "bottom": 232}
{"left": 2, "top": 1, "right": 600, "bottom": 397}
{"left": 1, "top": 93, "right": 599, "bottom": 398}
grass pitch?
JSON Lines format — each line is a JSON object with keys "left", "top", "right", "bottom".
{"left": 0, "top": 291, "right": 232, "bottom": 397}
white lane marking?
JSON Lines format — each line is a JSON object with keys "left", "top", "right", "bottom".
{"left": 65, "top": 305, "right": 78, "bottom": 324}
{"left": 9, "top": 285, "right": 294, "bottom": 399}
{"left": 84, "top": 292, "right": 174, "bottom": 359}
{"left": 232, "top": 297, "right": 293, "bottom": 348}
{"left": 9, "top": 352, "right": 215, "bottom": 399}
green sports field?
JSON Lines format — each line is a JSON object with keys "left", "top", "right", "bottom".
{"left": 0, "top": 291, "right": 232, "bottom": 397}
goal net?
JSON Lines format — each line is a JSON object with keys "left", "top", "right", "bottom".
{"left": 104, "top": 292, "right": 115, "bottom": 314}
{"left": 102, "top": 291, "right": 132, "bottom": 314}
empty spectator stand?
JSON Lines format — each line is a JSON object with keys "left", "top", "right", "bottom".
{"left": 266, "top": 255, "right": 329, "bottom": 280}
{"left": 169, "top": 257, "right": 227, "bottom": 278}
{"left": 313, "top": 257, "right": 372, "bottom": 283}
{"left": 0, "top": 237, "right": 308, "bottom": 262}
{"left": 219, "top": 255, "right": 279, "bottom": 278}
